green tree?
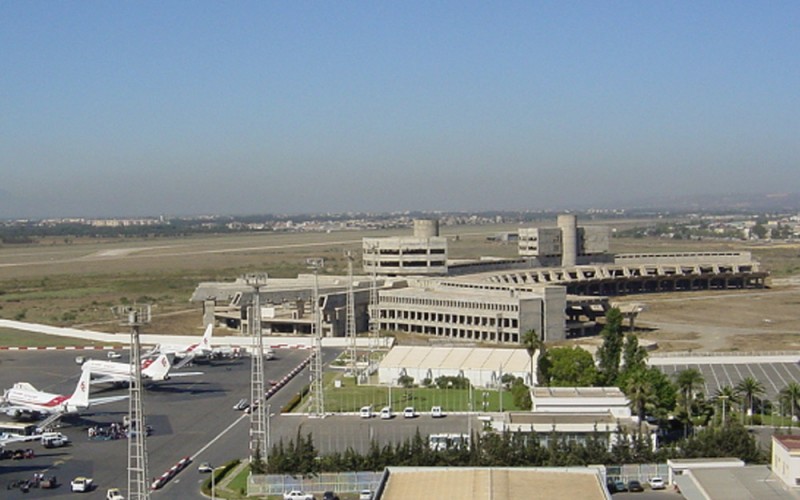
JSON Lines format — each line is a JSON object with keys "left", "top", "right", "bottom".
{"left": 596, "top": 308, "right": 624, "bottom": 385}
{"left": 521, "top": 328, "right": 544, "bottom": 386}
{"left": 624, "top": 368, "right": 656, "bottom": 423}
{"left": 622, "top": 333, "right": 647, "bottom": 375}
{"left": 735, "top": 376, "right": 765, "bottom": 425}
{"left": 780, "top": 382, "right": 800, "bottom": 423}
{"left": 675, "top": 368, "right": 705, "bottom": 435}
{"left": 541, "top": 346, "right": 598, "bottom": 387}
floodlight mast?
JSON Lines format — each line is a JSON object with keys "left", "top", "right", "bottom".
{"left": 112, "top": 304, "right": 151, "bottom": 500}
{"left": 345, "top": 251, "right": 358, "bottom": 379}
{"left": 243, "top": 273, "right": 268, "bottom": 466}
{"left": 307, "top": 258, "right": 326, "bottom": 418}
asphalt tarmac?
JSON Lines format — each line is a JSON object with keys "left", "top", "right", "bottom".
{"left": 0, "top": 348, "right": 476, "bottom": 499}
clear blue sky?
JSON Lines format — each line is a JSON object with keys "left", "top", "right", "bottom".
{"left": 1, "top": 1, "right": 798, "bottom": 218}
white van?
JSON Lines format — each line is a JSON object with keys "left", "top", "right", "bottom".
{"left": 41, "top": 432, "right": 69, "bottom": 448}
{"left": 359, "top": 406, "right": 373, "bottom": 419}
{"left": 380, "top": 407, "right": 392, "bottom": 419}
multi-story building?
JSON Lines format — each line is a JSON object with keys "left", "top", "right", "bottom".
{"left": 362, "top": 219, "right": 448, "bottom": 276}
{"left": 518, "top": 214, "right": 611, "bottom": 267}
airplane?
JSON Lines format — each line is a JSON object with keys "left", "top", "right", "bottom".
{"left": 148, "top": 324, "right": 215, "bottom": 368}
{"left": 82, "top": 353, "right": 202, "bottom": 385}
{"left": 1, "top": 369, "right": 127, "bottom": 420}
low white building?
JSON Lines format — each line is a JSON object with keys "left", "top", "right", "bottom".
{"left": 532, "top": 387, "right": 632, "bottom": 419}
{"left": 378, "top": 345, "right": 535, "bottom": 387}
{"left": 772, "top": 435, "right": 800, "bottom": 489}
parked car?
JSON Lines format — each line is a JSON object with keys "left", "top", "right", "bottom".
{"left": 71, "top": 476, "right": 93, "bottom": 492}
{"left": 649, "top": 477, "right": 666, "bottom": 490}
{"left": 198, "top": 462, "right": 213, "bottom": 473}
{"left": 322, "top": 491, "right": 339, "bottom": 500}
{"left": 628, "top": 480, "right": 644, "bottom": 492}
{"left": 359, "top": 489, "right": 373, "bottom": 500}
{"left": 613, "top": 480, "right": 627, "bottom": 492}
{"left": 283, "top": 490, "right": 314, "bottom": 500}
{"left": 107, "top": 351, "right": 122, "bottom": 359}
{"left": 360, "top": 405, "right": 373, "bottom": 418}
{"left": 403, "top": 406, "right": 416, "bottom": 418}
{"left": 380, "top": 406, "right": 393, "bottom": 419}
{"left": 431, "top": 405, "right": 444, "bottom": 418}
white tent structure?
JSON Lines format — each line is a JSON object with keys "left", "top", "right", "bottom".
{"left": 378, "top": 345, "right": 535, "bottom": 388}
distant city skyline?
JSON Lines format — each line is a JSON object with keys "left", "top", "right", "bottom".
{"left": 2, "top": 2, "right": 798, "bottom": 218}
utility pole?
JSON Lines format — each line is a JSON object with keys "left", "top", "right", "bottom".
{"left": 112, "top": 304, "right": 151, "bottom": 500}
{"left": 307, "top": 258, "right": 326, "bottom": 418}
{"left": 244, "top": 273, "right": 268, "bottom": 467}
{"left": 367, "top": 243, "right": 380, "bottom": 375}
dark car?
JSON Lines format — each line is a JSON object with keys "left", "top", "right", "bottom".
{"left": 614, "top": 480, "right": 627, "bottom": 492}
{"left": 322, "top": 492, "right": 339, "bottom": 500}
{"left": 628, "top": 480, "right": 644, "bottom": 492}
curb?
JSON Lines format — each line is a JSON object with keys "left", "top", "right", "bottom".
{"left": 0, "top": 345, "right": 118, "bottom": 351}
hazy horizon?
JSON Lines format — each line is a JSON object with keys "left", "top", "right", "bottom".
{"left": 2, "top": 2, "right": 798, "bottom": 219}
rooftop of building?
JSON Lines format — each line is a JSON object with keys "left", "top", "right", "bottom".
{"left": 774, "top": 434, "right": 800, "bottom": 451}
{"left": 533, "top": 387, "right": 625, "bottom": 399}
{"left": 676, "top": 465, "right": 796, "bottom": 500}
{"left": 379, "top": 466, "right": 608, "bottom": 500}
{"left": 379, "top": 345, "right": 532, "bottom": 373}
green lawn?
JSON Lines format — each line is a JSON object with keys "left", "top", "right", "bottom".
{"left": 298, "top": 371, "right": 522, "bottom": 413}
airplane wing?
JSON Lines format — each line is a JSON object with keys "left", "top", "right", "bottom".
{"left": 88, "top": 395, "right": 129, "bottom": 407}
{"left": 166, "top": 371, "right": 204, "bottom": 378}
{"left": 171, "top": 354, "right": 197, "bottom": 370}
{"left": 0, "top": 433, "right": 39, "bottom": 445}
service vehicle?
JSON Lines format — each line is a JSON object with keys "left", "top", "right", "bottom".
{"left": 359, "top": 405, "right": 373, "bottom": 418}
{"left": 233, "top": 398, "right": 249, "bottom": 411}
{"left": 106, "top": 487, "right": 125, "bottom": 500}
{"left": 403, "top": 407, "right": 416, "bottom": 418}
{"left": 431, "top": 405, "right": 444, "bottom": 418}
{"left": 198, "top": 462, "right": 213, "bottom": 473}
{"left": 380, "top": 406, "right": 392, "bottom": 419}
{"left": 41, "top": 432, "right": 70, "bottom": 448}
{"left": 107, "top": 351, "right": 122, "bottom": 359}
{"left": 283, "top": 490, "right": 314, "bottom": 500}
{"left": 71, "top": 476, "right": 93, "bottom": 492}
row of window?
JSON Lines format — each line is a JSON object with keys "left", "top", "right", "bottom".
{"left": 380, "top": 309, "right": 519, "bottom": 328}
{"left": 381, "top": 295, "right": 519, "bottom": 312}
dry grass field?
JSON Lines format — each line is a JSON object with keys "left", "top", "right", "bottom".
{"left": 1, "top": 219, "right": 798, "bottom": 352}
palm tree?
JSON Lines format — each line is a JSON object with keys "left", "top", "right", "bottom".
{"left": 735, "top": 377, "right": 765, "bottom": 425}
{"left": 675, "top": 368, "right": 704, "bottom": 434}
{"left": 522, "top": 329, "right": 543, "bottom": 386}
{"left": 625, "top": 369, "right": 655, "bottom": 424}
{"left": 779, "top": 382, "right": 800, "bottom": 426}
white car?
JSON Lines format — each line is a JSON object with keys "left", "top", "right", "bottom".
{"left": 107, "top": 351, "right": 122, "bottom": 359}
{"left": 106, "top": 487, "right": 125, "bottom": 500}
{"left": 403, "top": 406, "right": 416, "bottom": 418}
{"left": 198, "top": 462, "right": 213, "bottom": 473}
{"left": 71, "top": 476, "right": 93, "bottom": 492}
{"left": 380, "top": 406, "right": 392, "bottom": 419}
{"left": 649, "top": 477, "right": 666, "bottom": 490}
{"left": 431, "top": 406, "right": 444, "bottom": 418}
{"left": 283, "top": 490, "right": 314, "bottom": 500}
{"left": 359, "top": 489, "right": 373, "bottom": 500}
{"left": 360, "top": 406, "right": 373, "bottom": 418}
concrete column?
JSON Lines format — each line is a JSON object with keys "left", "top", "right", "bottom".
{"left": 558, "top": 214, "right": 578, "bottom": 268}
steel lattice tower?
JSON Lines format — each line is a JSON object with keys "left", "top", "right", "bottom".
{"left": 345, "top": 252, "right": 357, "bottom": 378}
{"left": 368, "top": 244, "right": 380, "bottom": 369}
{"left": 307, "top": 258, "right": 326, "bottom": 418}
{"left": 113, "top": 305, "right": 151, "bottom": 500}
{"left": 245, "top": 273, "right": 269, "bottom": 466}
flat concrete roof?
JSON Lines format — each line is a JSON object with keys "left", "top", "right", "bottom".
{"left": 687, "top": 465, "right": 797, "bottom": 500}
{"left": 380, "top": 345, "right": 532, "bottom": 373}
{"left": 380, "top": 467, "right": 609, "bottom": 500}
{"left": 533, "top": 387, "right": 625, "bottom": 399}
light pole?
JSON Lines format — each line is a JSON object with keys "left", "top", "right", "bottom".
{"left": 720, "top": 395, "right": 728, "bottom": 426}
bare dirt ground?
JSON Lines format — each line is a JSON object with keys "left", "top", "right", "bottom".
{"left": 614, "top": 284, "right": 800, "bottom": 352}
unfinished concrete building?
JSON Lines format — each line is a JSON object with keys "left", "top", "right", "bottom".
{"left": 362, "top": 219, "right": 448, "bottom": 276}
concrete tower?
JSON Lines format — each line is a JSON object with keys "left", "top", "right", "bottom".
{"left": 413, "top": 219, "right": 440, "bottom": 238}
{"left": 558, "top": 214, "right": 577, "bottom": 268}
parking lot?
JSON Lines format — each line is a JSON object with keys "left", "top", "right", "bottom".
{"left": 655, "top": 361, "right": 800, "bottom": 401}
